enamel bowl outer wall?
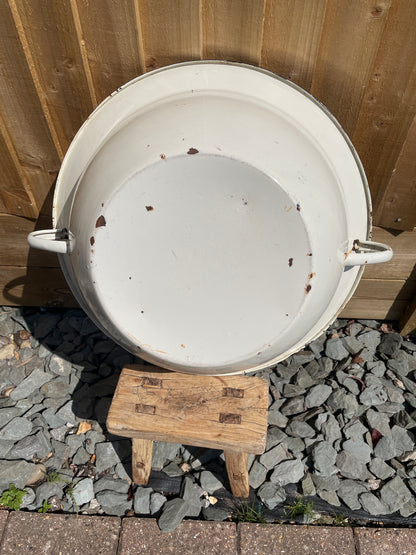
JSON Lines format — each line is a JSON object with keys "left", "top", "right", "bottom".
{"left": 40, "top": 62, "right": 386, "bottom": 375}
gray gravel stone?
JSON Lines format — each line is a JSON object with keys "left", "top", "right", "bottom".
{"left": 337, "top": 479, "right": 368, "bottom": 510}
{"left": 391, "top": 425, "right": 414, "bottom": 456}
{"left": 265, "top": 427, "right": 287, "bottom": 450}
{"left": 318, "top": 489, "right": 341, "bottom": 506}
{"left": 367, "top": 360, "right": 386, "bottom": 377}
{"left": 292, "top": 350, "right": 315, "bottom": 365}
{"left": 343, "top": 420, "right": 368, "bottom": 441}
{"left": 95, "top": 442, "right": 121, "bottom": 473}
{"left": 270, "top": 458, "right": 305, "bottom": 486}
{"left": 35, "top": 313, "right": 61, "bottom": 338}
{"left": 380, "top": 475, "right": 413, "bottom": 513}
{"left": 257, "top": 481, "right": 286, "bottom": 509}
{"left": 280, "top": 396, "right": 305, "bottom": 416}
{"left": 0, "top": 460, "right": 45, "bottom": 492}
{"left": 48, "top": 354, "right": 72, "bottom": 376}
{"left": 158, "top": 498, "right": 190, "bottom": 532}
{"left": 41, "top": 379, "right": 72, "bottom": 399}
{"left": 150, "top": 492, "right": 167, "bottom": 514}
{"left": 305, "top": 384, "right": 332, "bottom": 409}
{"left": 162, "top": 462, "right": 183, "bottom": 477}
{"left": 325, "top": 337, "right": 349, "bottom": 361}
{"left": 96, "top": 490, "right": 132, "bottom": 516}
{"left": 311, "top": 474, "right": 340, "bottom": 493}
{"left": 259, "top": 443, "right": 290, "bottom": 470}
{"left": 151, "top": 442, "right": 180, "bottom": 471}
{"left": 202, "top": 505, "right": 230, "bottom": 521}
{"left": 360, "top": 492, "right": 389, "bottom": 515}
{"left": 20, "top": 487, "right": 36, "bottom": 508}
{"left": 72, "top": 478, "right": 94, "bottom": 506}
{"left": 369, "top": 458, "right": 395, "bottom": 480}
{"left": 400, "top": 498, "right": 416, "bottom": 517}
{"left": 343, "top": 439, "right": 372, "bottom": 464}
{"left": 286, "top": 420, "right": 315, "bottom": 439}
{"left": 9, "top": 369, "right": 52, "bottom": 401}
{"left": 133, "top": 487, "right": 152, "bottom": 514}
{"left": 72, "top": 446, "right": 90, "bottom": 465}
{"left": 249, "top": 460, "right": 267, "bottom": 489}
{"left": 0, "top": 407, "right": 23, "bottom": 429}
{"left": 200, "top": 471, "right": 223, "bottom": 493}
{"left": 9, "top": 432, "right": 48, "bottom": 460}
{"left": 366, "top": 409, "right": 391, "bottom": 436}
{"left": 378, "top": 333, "right": 403, "bottom": 356}
{"left": 336, "top": 451, "right": 372, "bottom": 480}
{"left": 312, "top": 441, "right": 337, "bottom": 476}
{"left": 301, "top": 473, "right": 316, "bottom": 496}
{"left": 55, "top": 400, "right": 78, "bottom": 425}
{"left": 358, "top": 330, "right": 381, "bottom": 351}
{"left": 94, "top": 476, "right": 130, "bottom": 495}
{"left": 182, "top": 477, "right": 202, "bottom": 517}
{"left": 0, "top": 416, "right": 32, "bottom": 440}
{"left": 295, "top": 368, "right": 315, "bottom": 389}
{"left": 360, "top": 385, "right": 388, "bottom": 406}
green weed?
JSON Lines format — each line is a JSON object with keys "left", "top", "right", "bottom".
{"left": 284, "top": 497, "right": 314, "bottom": 522}
{"left": 0, "top": 483, "right": 27, "bottom": 511}
{"left": 332, "top": 513, "right": 349, "bottom": 526}
{"left": 38, "top": 500, "right": 51, "bottom": 513}
{"left": 236, "top": 502, "right": 267, "bottom": 524}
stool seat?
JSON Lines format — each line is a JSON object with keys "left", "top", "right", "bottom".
{"left": 106, "top": 364, "right": 269, "bottom": 497}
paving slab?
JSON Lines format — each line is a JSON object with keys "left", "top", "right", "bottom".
{"left": 354, "top": 527, "right": 416, "bottom": 554}
{"left": 0, "top": 512, "right": 8, "bottom": 544}
{"left": 118, "top": 518, "right": 237, "bottom": 554}
{"left": 239, "top": 524, "right": 356, "bottom": 555}
{"left": 0, "top": 512, "right": 120, "bottom": 554}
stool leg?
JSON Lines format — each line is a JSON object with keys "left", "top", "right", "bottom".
{"left": 132, "top": 438, "right": 153, "bottom": 485}
{"left": 224, "top": 450, "right": 249, "bottom": 498}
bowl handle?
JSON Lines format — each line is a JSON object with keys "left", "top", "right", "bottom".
{"left": 27, "top": 229, "right": 74, "bottom": 254}
{"left": 343, "top": 240, "right": 393, "bottom": 267}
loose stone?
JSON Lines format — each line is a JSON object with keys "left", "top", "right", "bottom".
{"left": 150, "top": 492, "right": 167, "bottom": 514}
{"left": 312, "top": 441, "right": 337, "bottom": 476}
{"left": 249, "top": 460, "right": 267, "bottom": 489}
{"left": 337, "top": 479, "right": 368, "bottom": 510}
{"left": 380, "top": 475, "right": 413, "bottom": 513}
{"left": 0, "top": 416, "right": 32, "bottom": 441}
{"left": 336, "top": 451, "right": 372, "bottom": 481}
{"left": 342, "top": 439, "right": 372, "bottom": 464}
{"left": 158, "top": 498, "right": 190, "bottom": 532}
{"left": 259, "top": 443, "right": 290, "bottom": 470}
{"left": 257, "top": 481, "right": 286, "bottom": 509}
{"left": 286, "top": 420, "right": 315, "bottom": 439}
{"left": 133, "top": 487, "right": 152, "bottom": 514}
{"left": 200, "top": 471, "right": 223, "bottom": 493}
{"left": 305, "top": 384, "right": 332, "bottom": 409}
{"left": 270, "top": 458, "right": 305, "bottom": 486}
{"left": 369, "top": 458, "right": 395, "bottom": 480}
{"left": 325, "top": 338, "right": 349, "bottom": 361}
{"left": 360, "top": 492, "right": 389, "bottom": 515}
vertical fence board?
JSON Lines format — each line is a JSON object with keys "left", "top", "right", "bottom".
{"left": 0, "top": 1, "right": 60, "bottom": 215}
{"left": 310, "top": 0, "right": 390, "bottom": 137}
{"left": 202, "top": 0, "right": 264, "bottom": 65}
{"left": 260, "top": 0, "right": 327, "bottom": 91}
{"left": 376, "top": 114, "right": 416, "bottom": 231}
{"left": 75, "top": 0, "right": 144, "bottom": 104}
{"left": 352, "top": 0, "right": 416, "bottom": 217}
{"left": 12, "top": 0, "right": 95, "bottom": 156}
{"left": 138, "top": 0, "right": 201, "bottom": 71}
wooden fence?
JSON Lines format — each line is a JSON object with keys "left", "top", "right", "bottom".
{"left": 0, "top": 0, "right": 415, "bottom": 331}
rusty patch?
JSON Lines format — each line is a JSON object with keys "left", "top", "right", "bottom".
{"left": 187, "top": 147, "right": 199, "bottom": 155}
{"left": 305, "top": 284, "right": 312, "bottom": 294}
{"left": 242, "top": 199, "right": 248, "bottom": 205}
{"left": 160, "top": 153, "right": 166, "bottom": 160}
{"left": 181, "top": 343, "right": 186, "bottom": 348}
{"left": 307, "top": 252, "right": 312, "bottom": 257}
{"left": 257, "top": 351, "right": 262, "bottom": 356}
{"left": 308, "top": 272, "right": 316, "bottom": 280}
{"left": 223, "top": 387, "right": 244, "bottom": 399}
{"left": 288, "top": 258, "right": 293, "bottom": 267}
{"left": 101, "top": 203, "right": 104, "bottom": 207}
{"left": 352, "top": 239, "right": 360, "bottom": 251}
{"left": 141, "top": 377, "right": 162, "bottom": 388}
{"left": 145, "top": 206, "right": 154, "bottom": 211}
{"left": 95, "top": 215, "right": 106, "bottom": 228}
{"left": 296, "top": 203, "right": 301, "bottom": 211}
{"left": 135, "top": 403, "right": 156, "bottom": 415}
{"left": 219, "top": 413, "right": 241, "bottom": 425}
{"left": 90, "top": 236, "right": 95, "bottom": 246}
{"left": 129, "top": 276, "right": 132, "bottom": 280}
{"left": 141, "top": 310, "right": 144, "bottom": 314}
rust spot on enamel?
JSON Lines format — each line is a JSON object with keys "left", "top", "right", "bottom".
{"left": 305, "top": 284, "right": 312, "bottom": 294}
{"left": 145, "top": 206, "right": 154, "bottom": 211}
{"left": 95, "top": 215, "right": 106, "bottom": 228}
{"left": 187, "top": 147, "right": 199, "bottom": 155}
{"left": 90, "top": 236, "right": 95, "bottom": 246}
{"left": 307, "top": 252, "right": 312, "bottom": 257}
{"left": 160, "top": 153, "right": 166, "bottom": 160}
{"left": 288, "top": 258, "right": 293, "bottom": 267}
{"left": 308, "top": 272, "right": 316, "bottom": 280}
{"left": 181, "top": 343, "right": 186, "bottom": 348}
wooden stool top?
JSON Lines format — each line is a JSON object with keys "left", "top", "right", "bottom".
{"left": 106, "top": 365, "right": 269, "bottom": 454}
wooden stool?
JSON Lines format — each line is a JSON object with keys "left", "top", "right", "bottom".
{"left": 106, "top": 364, "right": 269, "bottom": 498}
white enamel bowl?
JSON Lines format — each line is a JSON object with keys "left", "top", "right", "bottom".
{"left": 28, "top": 62, "right": 392, "bottom": 375}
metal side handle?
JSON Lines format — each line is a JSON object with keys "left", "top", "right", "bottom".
{"left": 343, "top": 240, "right": 393, "bottom": 267}
{"left": 27, "top": 229, "right": 74, "bottom": 254}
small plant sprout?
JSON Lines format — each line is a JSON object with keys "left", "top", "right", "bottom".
{"left": 38, "top": 500, "right": 51, "bottom": 514}
{"left": 284, "top": 497, "right": 314, "bottom": 522}
{"left": 0, "top": 484, "right": 27, "bottom": 511}
{"left": 236, "top": 502, "right": 267, "bottom": 524}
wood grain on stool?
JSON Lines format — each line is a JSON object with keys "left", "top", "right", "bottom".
{"left": 106, "top": 364, "right": 269, "bottom": 497}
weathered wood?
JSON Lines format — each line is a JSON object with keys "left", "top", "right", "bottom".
{"left": 202, "top": 0, "right": 264, "bottom": 65}
{"left": 138, "top": 0, "right": 200, "bottom": 71}
{"left": 224, "top": 450, "right": 249, "bottom": 498}
{"left": 131, "top": 438, "right": 153, "bottom": 485}
{"left": 0, "top": 1, "right": 59, "bottom": 215}
{"left": 106, "top": 365, "right": 269, "bottom": 453}
{"left": 341, "top": 298, "right": 408, "bottom": 321}
{"left": 353, "top": 0, "right": 416, "bottom": 224}
{"left": 354, "top": 279, "right": 416, "bottom": 302}
{"left": 399, "top": 295, "right": 416, "bottom": 336}
{"left": 376, "top": 114, "right": 416, "bottom": 231}
{"left": 0, "top": 266, "right": 77, "bottom": 308}
{"left": 75, "top": 0, "right": 144, "bottom": 103}
{"left": 260, "top": 0, "right": 327, "bottom": 90}
{"left": 311, "top": 0, "right": 391, "bottom": 137}
{"left": 11, "top": 0, "right": 95, "bottom": 156}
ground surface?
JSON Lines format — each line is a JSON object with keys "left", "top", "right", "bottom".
{"left": 0, "top": 306, "right": 416, "bottom": 531}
